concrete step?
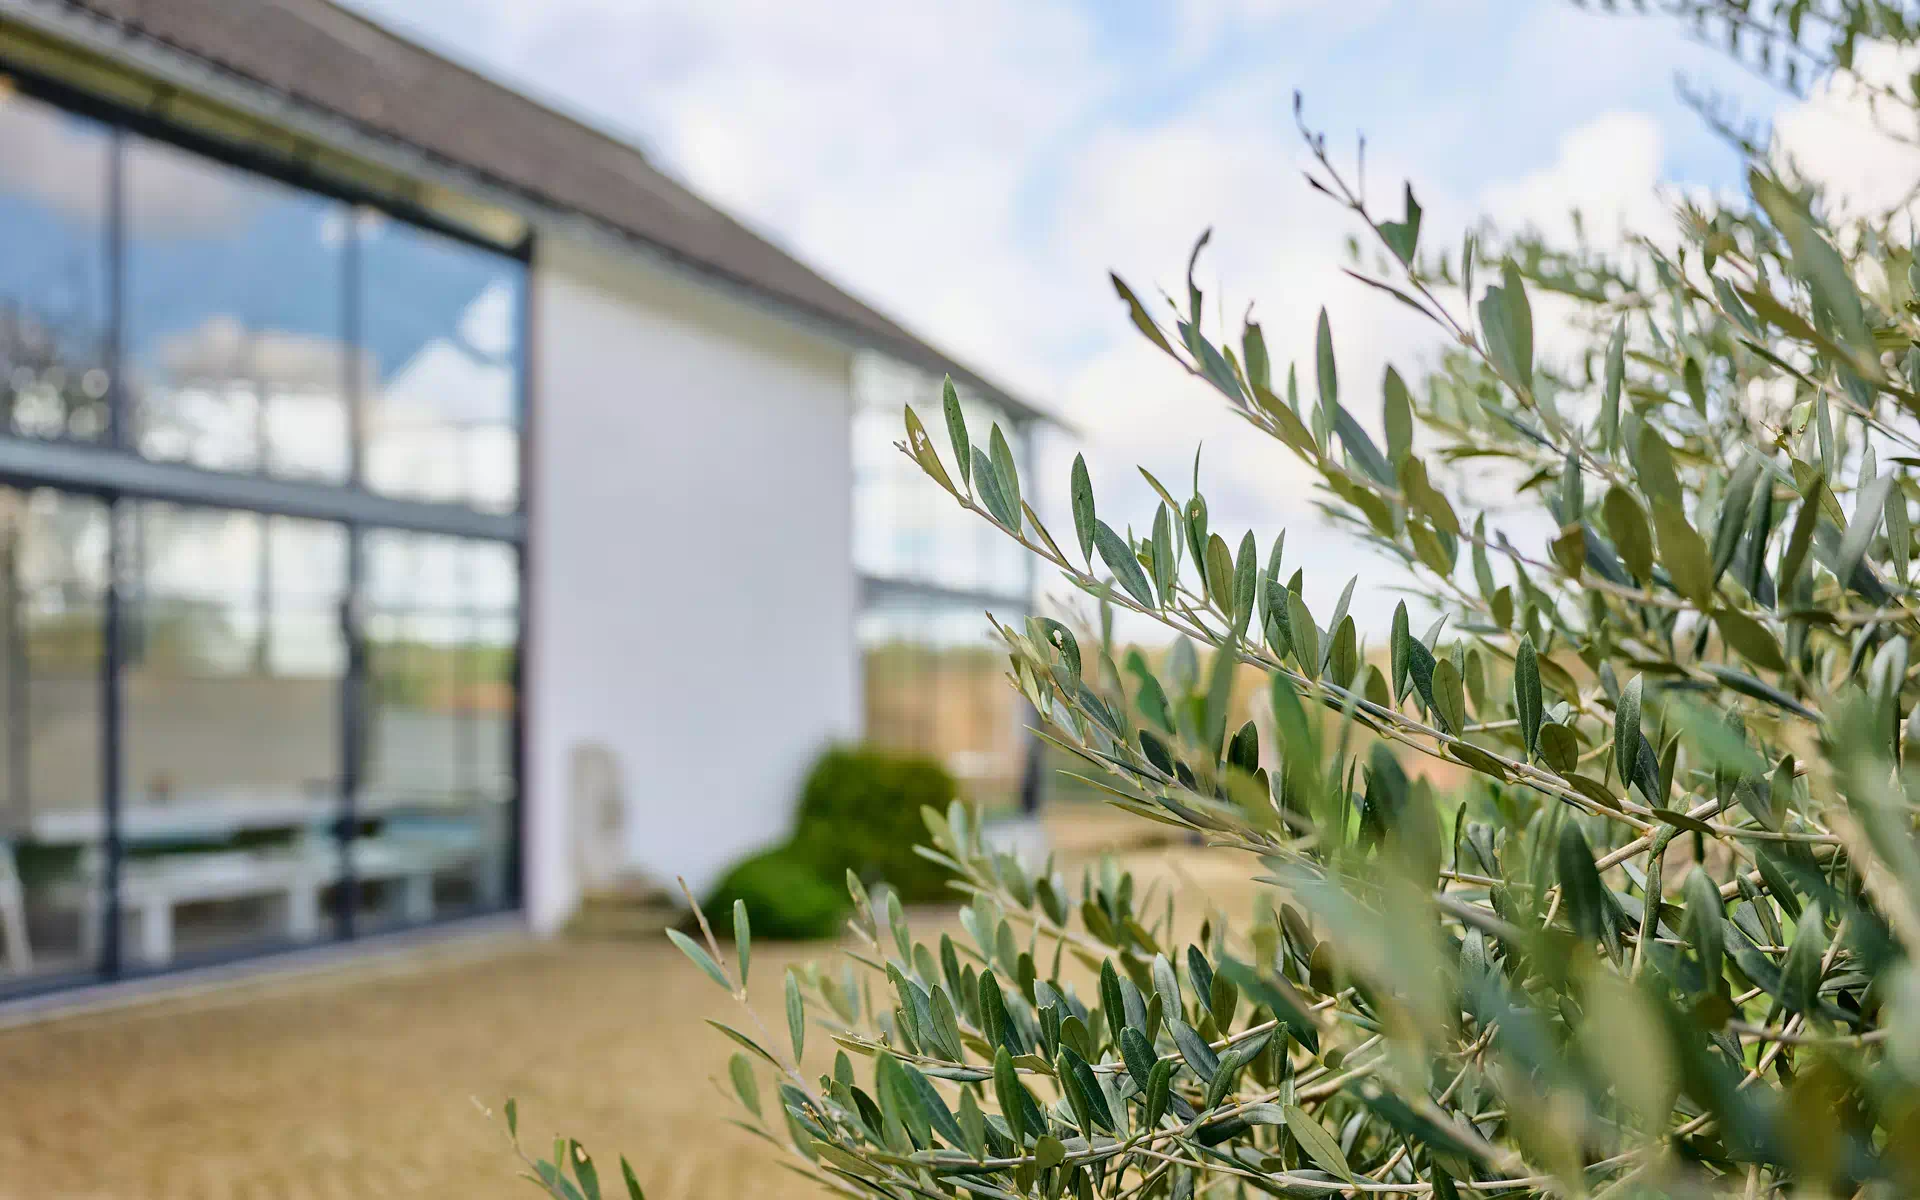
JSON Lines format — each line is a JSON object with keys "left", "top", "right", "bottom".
{"left": 565, "top": 877, "right": 681, "bottom": 941}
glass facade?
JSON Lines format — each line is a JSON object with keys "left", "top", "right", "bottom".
{"left": 0, "top": 83, "right": 525, "bottom": 994}
{"left": 356, "top": 532, "right": 517, "bottom": 928}
{"left": 852, "top": 356, "right": 1036, "bottom": 813}
{"left": 124, "top": 136, "right": 352, "bottom": 481}
{"left": 361, "top": 218, "right": 521, "bottom": 512}
{"left": 0, "top": 92, "right": 112, "bottom": 444}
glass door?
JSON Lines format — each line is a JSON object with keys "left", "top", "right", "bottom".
{"left": 353, "top": 531, "right": 516, "bottom": 931}
{"left": 0, "top": 487, "right": 109, "bottom": 993}
{"left": 116, "top": 502, "right": 348, "bottom": 968}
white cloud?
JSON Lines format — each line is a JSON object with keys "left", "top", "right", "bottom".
{"left": 1042, "top": 110, "right": 1447, "bottom": 605}
{"left": 1482, "top": 111, "right": 1669, "bottom": 250}
{"left": 344, "top": 1, "right": 1791, "bottom": 634}
{"left": 1774, "top": 42, "right": 1920, "bottom": 220}
{"left": 0, "top": 93, "right": 265, "bottom": 236}
{"left": 0, "top": 91, "right": 110, "bottom": 227}
{"left": 1479, "top": 110, "right": 1674, "bottom": 370}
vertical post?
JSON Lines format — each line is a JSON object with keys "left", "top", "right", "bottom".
{"left": 101, "top": 501, "right": 123, "bottom": 977}
{"left": 507, "top": 234, "right": 532, "bottom": 912}
{"left": 1018, "top": 730, "right": 1045, "bottom": 817}
{"left": 4, "top": 530, "right": 27, "bottom": 826}
{"left": 1016, "top": 416, "right": 1044, "bottom": 816}
{"left": 254, "top": 513, "right": 272, "bottom": 672}
{"left": 337, "top": 532, "right": 361, "bottom": 939}
{"left": 100, "top": 126, "right": 127, "bottom": 977}
{"left": 1017, "top": 416, "right": 1040, "bottom": 605}
{"left": 454, "top": 554, "right": 476, "bottom": 914}
{"left": 337, "top": 213, "right": 364, "bottom": 939}
{"left": 106, "top": 127, "right": 126, "bottom": 454}
{"left": 345, "top": 208, "right": 364, "bottom": 491}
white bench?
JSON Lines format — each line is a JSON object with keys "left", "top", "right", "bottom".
{"left": 59, "top": 834, "right": 499, "bottom": 966}
{"left": 70, "top": 849, "right": 326, "bottom": 965}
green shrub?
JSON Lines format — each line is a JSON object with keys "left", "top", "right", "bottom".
{"left": 523, "top": 7, "right": 1920, "bottom": 1198}
{"left": 697, "top": 746, "right": 959, "bottom": 940}
{"left": 700, "top": 846, "right": 847, "bottom": 941}
{"left": 789, "top": 745, "right": 958, "bottom": 904}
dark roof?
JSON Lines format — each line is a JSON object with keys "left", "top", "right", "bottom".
{"left": 27, "top": 0, "right": 1048, "bottom": 421}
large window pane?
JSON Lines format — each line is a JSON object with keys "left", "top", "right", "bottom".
{"left": 361, "top": 217, "right": 521, "bottom": 512}
{"left": 0, "top": 84, "right": 533, "bottom": 989}
{"left": 124, "top": 138, "right": 351, "bottom": 482}
{"left": 358, "top": 532, "right": 515, "bottom": 927}
{"left": 859, "top": 596, "right": 1027, "bottom": 813}
{"left": 853, "top": 356, "right": 1029, "bottom": 598}
{"left": 0, "top": 488, "right": 107, "bottom": 987}
{"left": 0, "top": 91, "right": 112, "bottom": 443}
{"left": 119, "top": 503, "right": 347, "bottom": 964}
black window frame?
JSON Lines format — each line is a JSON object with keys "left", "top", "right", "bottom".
{"left": 0, "top": 57, "right": 533, "bottom": 1000}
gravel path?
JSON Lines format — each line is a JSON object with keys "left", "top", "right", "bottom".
{"left": 0, "top": 936, "right": 830, "bottom": 1200}
{"left": 0, "top": 810, "right": 1254, "bottom": 1200}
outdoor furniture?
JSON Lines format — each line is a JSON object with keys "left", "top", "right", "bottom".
{"left": 70, "top": 848, "right": 327, "bottom": 966}
{"left": 53, "top": 825, "right": 502, "bottom": 968}
{"left": 349, "top": 819, "right": 506, "bottom": 921}
{"left": 13, "top": 791, "right": 509, "bottom": 968}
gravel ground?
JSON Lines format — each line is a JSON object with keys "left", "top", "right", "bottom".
{"left": 0, "top": 808, "right": 1263, "bottom": 1200}
{"left": 0, "top": 934, "right": 846, "bottom": 1200}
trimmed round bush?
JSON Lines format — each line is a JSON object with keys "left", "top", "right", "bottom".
{"left": 700, "top": 846, "right": 847, "bottom": 941}
{"left": 698, "top": 746, "right": 961, "bottom": 941}
{"left": 788, "top": 745, "right": 958, "bottom": 905}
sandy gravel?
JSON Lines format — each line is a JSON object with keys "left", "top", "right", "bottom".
{"left": 0, "top": 806, "right": 1271, "bottom": 1199}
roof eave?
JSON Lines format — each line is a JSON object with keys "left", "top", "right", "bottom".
{"left": 0, "top": 0, "right": 1063, "bottom": 429}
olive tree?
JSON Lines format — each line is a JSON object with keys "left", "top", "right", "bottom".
{"left": 519, "top": 4, "right": 1920, "bottom": 1196}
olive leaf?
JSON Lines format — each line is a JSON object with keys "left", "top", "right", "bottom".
{"left": 1094, "top": 520, "right": 1155, "bottom": 607}
{"left": 1288, "top": 589, "right": 1321, "bottom": 681}
{"left": 1429, "top": 656, "right": 1467, "bottom": 737}
{"left": 1615, "top": 674, "right": 1643, "bottom": 788}
{"left": 1379, "top": 183, "right": 1423, "bottom": 265}
{"left": 667, "top": 930, "right": 731, "bottom": 993}
{"left": 1283, "top": 1104, "right": 1355, "bottom": 1185}
{"left": 1384, "top": 365, "right": 1414, "bottom": 465}
{"left": 1604, "top": 485, "right": 1655, "bottom": 582}
{"left": 941, "top": 376, "right": 970, "bottom": 488}
{"left": 1070, "top": 453, "right": 1095, "bottom": 565}
{"left": 1514, "top": 635, "right": 1543, "bottom": 759}
{"left": 1714, "top": 607, "right": 1787, "bottom": 672}
{"left": 1652, "top": 504, "right": 1715, "bottom": 606}
{"left": 785, "top": 969, "right": 806, "bottom": 1060}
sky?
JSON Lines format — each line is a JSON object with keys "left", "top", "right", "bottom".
{"left": 343, "top": 0, "right": 1891, "bottom": 634}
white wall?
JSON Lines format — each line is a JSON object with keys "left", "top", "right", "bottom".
{"left": 526, "top": 235, "right": 859, "bottom": 932}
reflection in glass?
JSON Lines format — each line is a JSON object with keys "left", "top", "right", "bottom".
{"left": 0, "top": 83, "right": 533, "bottom": 985}
{"left": 124, "top": 137, "right": 351, "bottom": 481}
{"left": 859, "top": 596, "right": 1026, "bottom": 813}
{"left": 853, "top": 356, "right": 1030, "bottom": 598}
{"left": 362, "top": 217, "right": 521, "bottom": 512}
{"left": 357, "top": 532, "right": 516, "bottom": 926}
{"left": 118, "top": 504, "right": 346, "bottom": 963}
{"left": 0, "top": 488, "right": 107, "bottom": 986}
{"left": 0, "top": 92, "right": 112, "bottom": 443}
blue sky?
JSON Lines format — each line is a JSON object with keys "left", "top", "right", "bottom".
{"left": 347, "top": 0, "right": 1805, "bottom": 630}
